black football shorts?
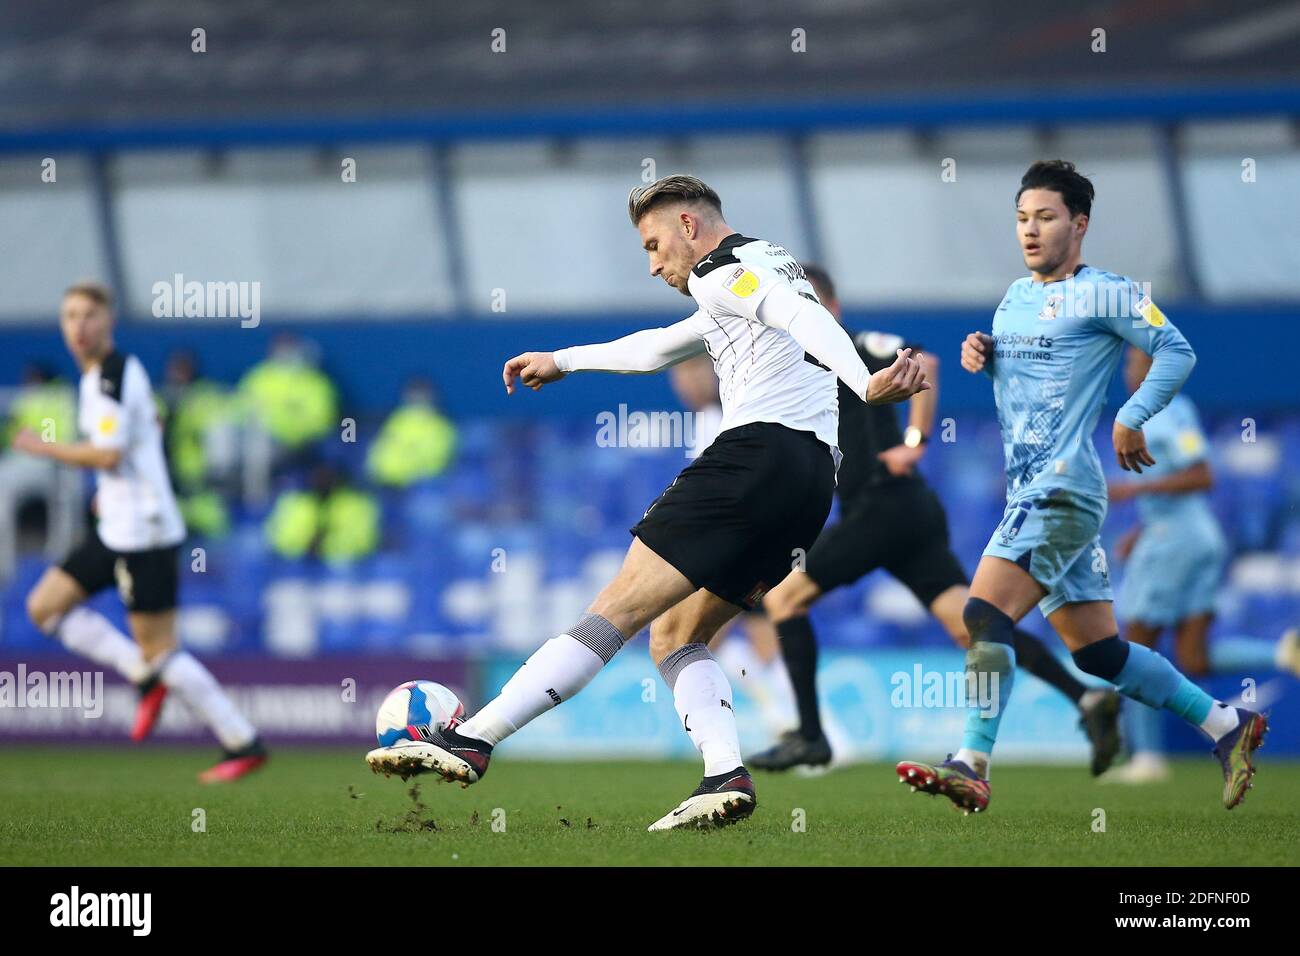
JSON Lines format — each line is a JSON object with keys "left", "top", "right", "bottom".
{"left": 61, "top": 533, "right": 181, "bottom": 613}
{"left": 632, "top": 422, "right": 835, "bottom": 610}
{"left": 805, "top": 479, "right": 968, "bottom": 608}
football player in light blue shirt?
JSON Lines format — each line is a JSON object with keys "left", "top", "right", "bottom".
{"left": 1107, "top": 346, "right": 1300, "bottom": 782}
{"left": 897, "top": 160, "right": 1267, "bottom": 814}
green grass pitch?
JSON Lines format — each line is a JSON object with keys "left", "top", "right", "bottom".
{"left": 2, "top": 747, "right": 1297, "bottom": 866}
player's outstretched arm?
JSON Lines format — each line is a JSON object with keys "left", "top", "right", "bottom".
{"left": 502, "top": 352, "right": 565, "bottom": 394}
{"left": 9, "top": 428, "right": 122, "bottom": 470}
{"left": 960, "top": 332, "right": 994, "bottom": 375}
{"left": 505, "top": 320, "right": 706, "bottom": 395}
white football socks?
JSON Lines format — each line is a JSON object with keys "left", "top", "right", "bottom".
{"left": 159, "top": 651, "right": 256, "bottom": 752}
{"left": 1200, "top": 700, "right": 1240, "bottom": 741}
{"left": 660, "top": 643, "right": 743, "bottom": 777}
{"left": 457, "top": 614, "right": 626, "bottom": 746}
{"left": 54, "top": 607, "right": 256, "bottom": 750}
{"left": 954, "top": 747, "right": 991, "bottom": 779}
{"left": 56, "top": 608, "right": 152, "bottom": 685}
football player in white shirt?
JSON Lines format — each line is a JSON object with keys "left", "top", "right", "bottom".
{"left": 368, "top": 175, "right": 929, "bottom": 829}
{"left": 670, "top": 353, "right": 797, "bottom": 739}
{"left": 13, "top": 282, "right": 265, "bottom": 782}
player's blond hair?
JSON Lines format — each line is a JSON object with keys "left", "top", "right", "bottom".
{"left": 63, "top": 280, "right": 115, "bottom": 311}
{"left": 627, "top": 175, "right": 723, "bottom": 225}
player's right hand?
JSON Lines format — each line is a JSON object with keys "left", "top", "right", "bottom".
{"left": 503, "top": 351, "right": 565, "bottom": 394}
{"left": 1113, "top": 421, "right": 1156, "bottom": 473}
{"left": 9, "top": 426, "right": 47, "bottom": 457}
{"left": 960, "top": 332, "right": 994, "bottom": 373}
{"left": 877, "top": 442, "right": 923, "bottom": 476}
{"left": 865, "top": 348, "right": 931, "bottom": 405}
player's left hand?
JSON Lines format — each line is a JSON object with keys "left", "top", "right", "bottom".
{"left": 502, "top": 351, "right": 565, "bottom": 394}
{"left": 865, "top": 348, "right": 931, "bottom": 405}
{"left": 9, "top": 427, "right": 48, "bottom": 457}
{"left": 878, "top": 443, "right": 923, "bottom": 476}
{"left": 1113, "top": 422, "right": 1155, "bottom": 473}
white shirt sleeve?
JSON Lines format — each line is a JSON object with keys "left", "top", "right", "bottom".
{"left": 689, "top": 261, "right": 784, "bottom": 324}
{"left": 554, "top": 316, "right": 707, "bottom": 374}
{"left": 86, "top": 368, "right": 137, "bottom": 452}
{"left": 755, "top": 282, "right": 874, "bottom": 402}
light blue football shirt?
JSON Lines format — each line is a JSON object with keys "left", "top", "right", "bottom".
{"left": 1132, "top": 393, "right": 1218, "bottom": 527}
{"left": 988, "top": 265, "right": 1196, "bottom": 502}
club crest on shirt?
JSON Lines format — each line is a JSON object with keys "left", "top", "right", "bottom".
{"left": 724, "top": 267, "right": 759, "bottom": 298}
{"left": 1037, "top": 293, "right": 1063, "bottom": 321}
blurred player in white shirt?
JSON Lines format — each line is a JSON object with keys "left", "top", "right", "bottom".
{"left": 13, "top": 282, "right": 265, "bottom": 782}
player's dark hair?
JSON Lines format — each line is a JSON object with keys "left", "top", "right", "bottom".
{"left": 63, "top": 280, "right": 114, "bottom": 311}
{"left": 802, "top": 263, "right": 836, "bottom": 305}
{"left": 1016, "top": 160, "right": 1094, "bottom": 218}
{"left": 628, "top": 175, "right": 723, "bottom": 225}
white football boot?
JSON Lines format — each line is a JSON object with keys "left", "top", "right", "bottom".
{"left": 647, "top": 767, "right": 756, "bottom": 831}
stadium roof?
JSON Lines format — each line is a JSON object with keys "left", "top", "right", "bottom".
{"left": 2, "top": 0, "right": 1298, "bottom": 131}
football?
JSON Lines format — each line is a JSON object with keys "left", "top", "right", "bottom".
{"left": 374, "top": 681, "right": 465, "bottom": 747}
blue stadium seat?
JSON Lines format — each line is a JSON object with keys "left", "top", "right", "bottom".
{"left": 3, "top": 409, "right": 1295, "bottom": 658}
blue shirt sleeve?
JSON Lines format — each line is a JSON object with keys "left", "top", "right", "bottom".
{"left": 1097, "top": 281, "right": 1196, "bottom": 430}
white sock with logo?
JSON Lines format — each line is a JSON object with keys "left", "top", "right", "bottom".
{"left": 1200, "top": 701, "right": 1240, "bottom": 741}
{"left": 660, "top": 644, "right": 743, "bottom": 777}
{"left": 159, "top": 651, "right": 256, "bottom": 751}
{"left": 55, "top": 608, "right": 152, "bottom": 684}
{"left": 457, "top": 614, "right": 626, "bottom": 746}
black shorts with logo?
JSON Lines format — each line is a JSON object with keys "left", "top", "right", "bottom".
{"left": 60, "top": 533, "right": 181, "bottom": 613}
{"left": 805, "top": 479, "right": 969, "bottom": 608}
{"left": 631, "top": 422, "right": 835, "bottom": 610}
